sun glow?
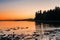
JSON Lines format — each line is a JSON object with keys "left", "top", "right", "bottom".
{"left": 0, "top": 0, "right": 60, "bottom": 20}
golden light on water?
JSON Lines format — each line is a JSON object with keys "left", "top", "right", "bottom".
{"left": 0, "top": 21, "right": 36, "bottom": 34}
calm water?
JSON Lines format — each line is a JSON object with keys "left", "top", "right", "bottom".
{"left": 0, "top": 21, "right": 36, "bottom": 35}
{"left": 0, "top": 21, "right": 60, "bottom": 40}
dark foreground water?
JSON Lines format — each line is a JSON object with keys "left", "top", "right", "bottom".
{"left": 0, "top": 21, "right": 60, "bottom": 40}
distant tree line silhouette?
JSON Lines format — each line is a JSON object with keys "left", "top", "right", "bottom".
{"left": 35, "top": 7, "right": 60, "bottom": 21}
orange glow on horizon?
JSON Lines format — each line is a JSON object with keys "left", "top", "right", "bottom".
{"left": 0, "top": 11, "right": 35, "bottom": 20}
{"left": 0, "top": 0, "right": 60, "bottom": 20}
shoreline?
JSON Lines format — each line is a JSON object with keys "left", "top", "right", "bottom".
{"left": 0, "top": 20, "right": 60, "bottom": 23}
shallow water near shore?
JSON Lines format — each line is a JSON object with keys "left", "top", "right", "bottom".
{"left": 0, "top": 21, "right": 60, "bottom": 40}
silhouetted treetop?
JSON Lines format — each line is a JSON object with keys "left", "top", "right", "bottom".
{"left": 35, "top": 6, "right": 60, "bottom": 21}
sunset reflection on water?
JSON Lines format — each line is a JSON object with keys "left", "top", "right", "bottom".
{"left": 0, "top": 21, "right": 36, "bottom": 35}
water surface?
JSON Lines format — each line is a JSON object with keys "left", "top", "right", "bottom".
{"left": 0, "top": 21, "right": 60, "bottom": 40}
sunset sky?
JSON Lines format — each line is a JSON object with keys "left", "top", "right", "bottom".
{"left": 0, "top": 0, "right": 60, "bottom": 20}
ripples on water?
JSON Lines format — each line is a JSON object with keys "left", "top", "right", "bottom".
{"left": 0, "top": 21, "right": 60, "bottom": 40}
